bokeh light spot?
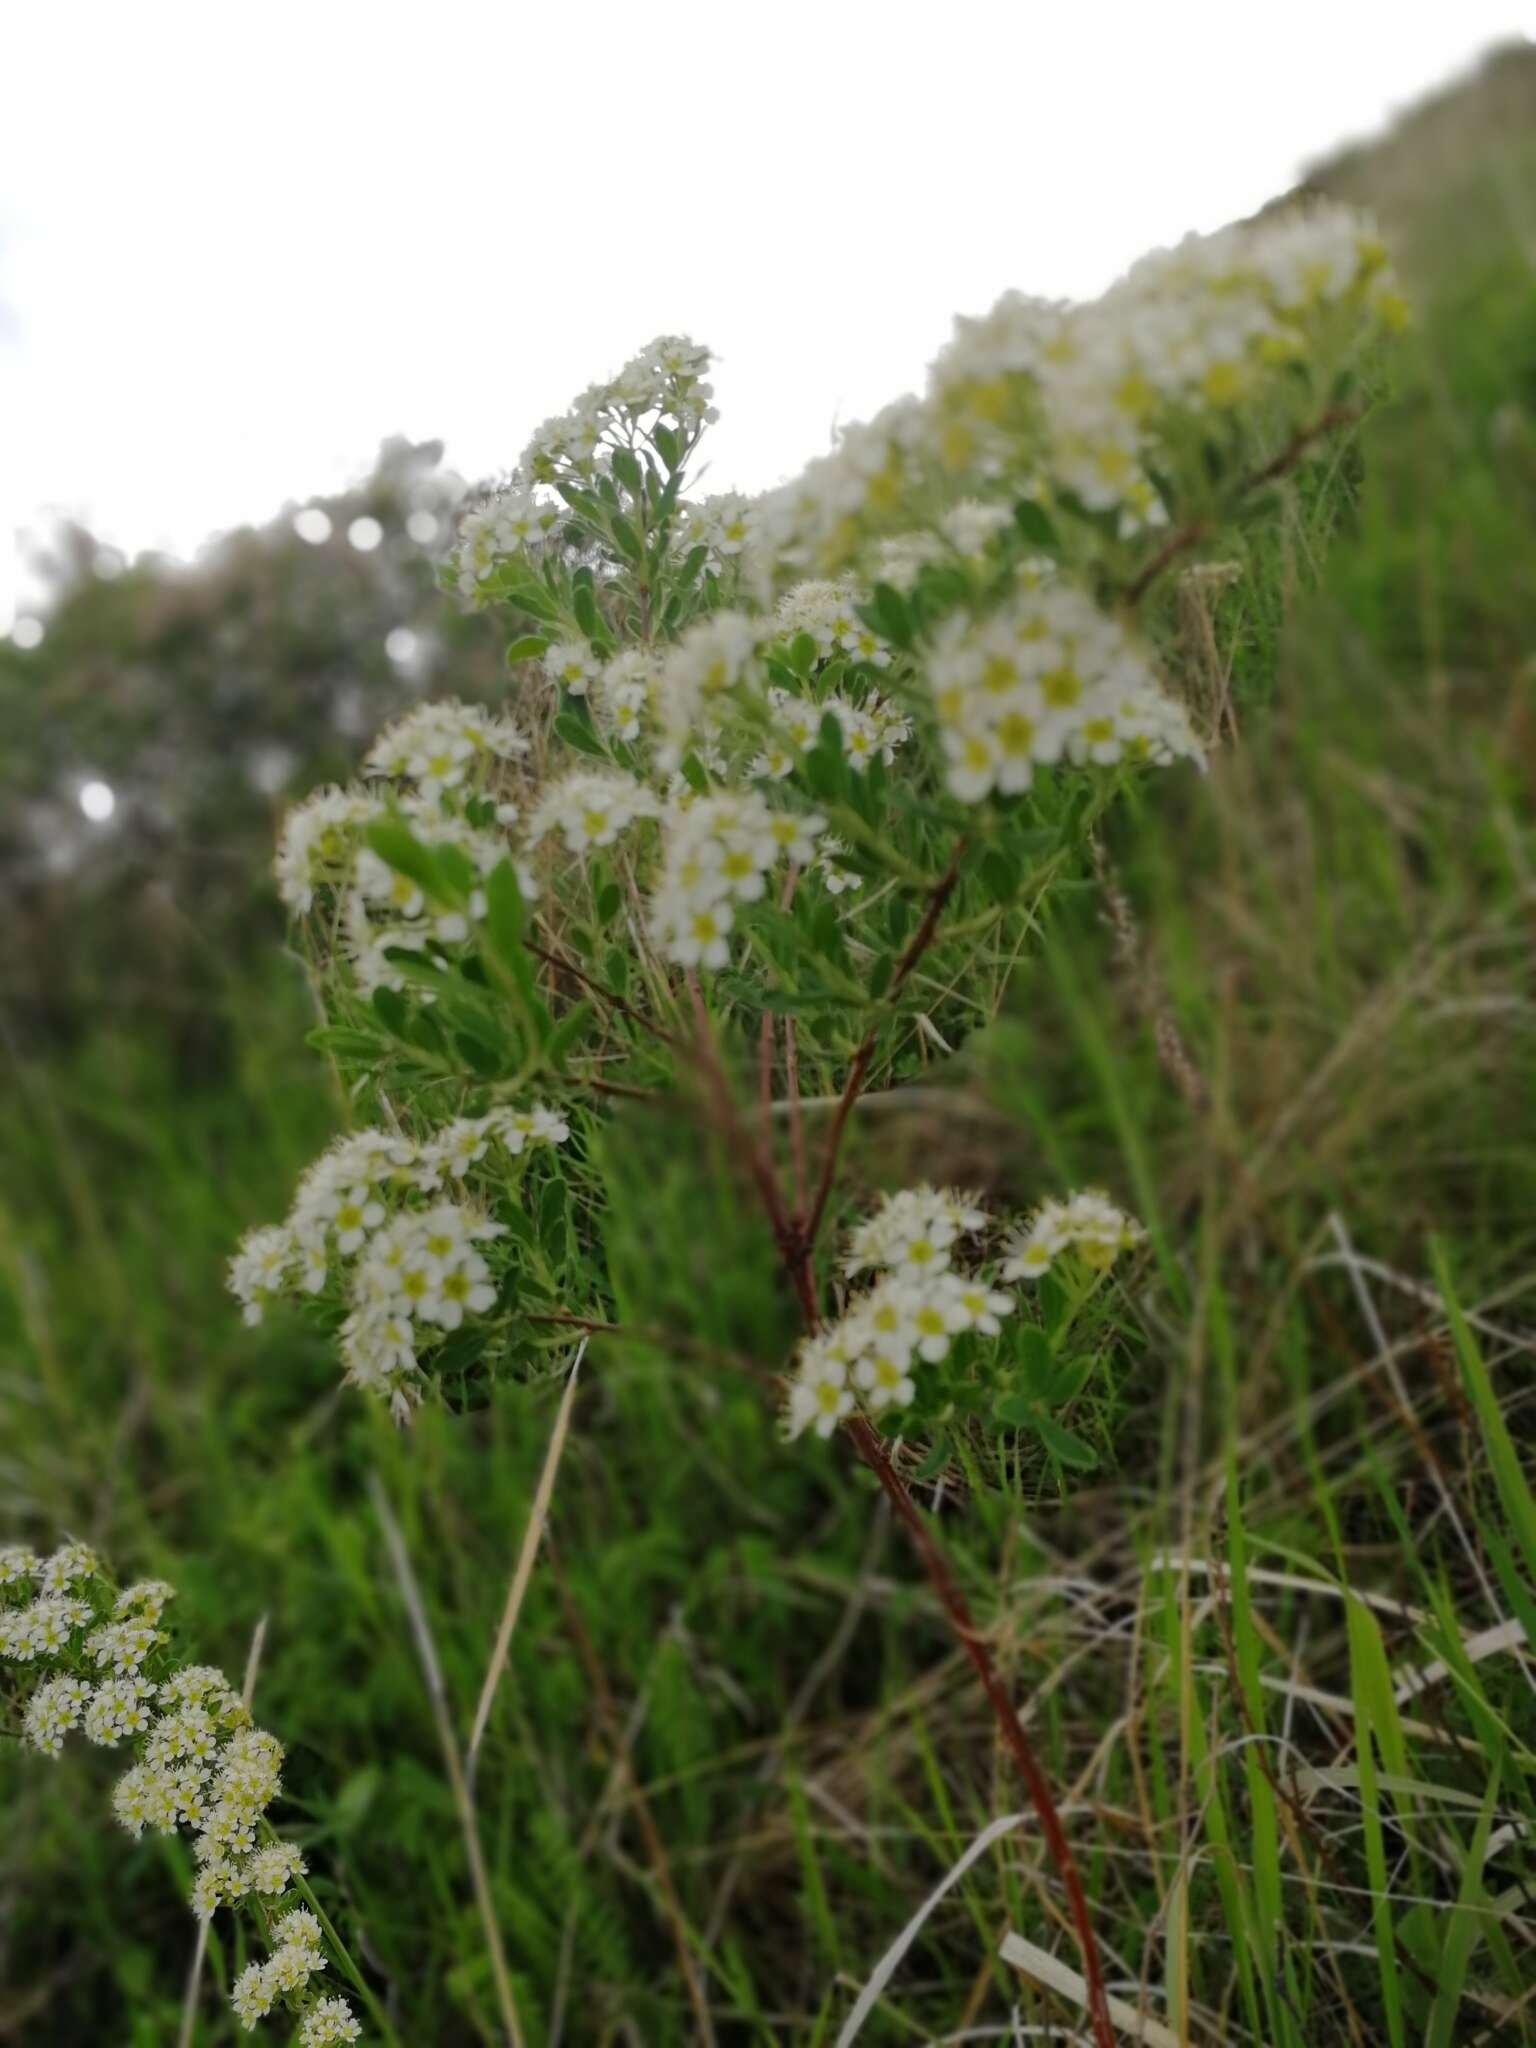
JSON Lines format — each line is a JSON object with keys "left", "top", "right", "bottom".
{"left": 384, "top": 626, "right": 418, "bottom": 664}
{"left": 78, "top": 779, "right": 116, "bottom": 822}
{"left": 11, "top": 617, "right": 44, "bottom": 649}
{"left": 293, "top": 508, "right": 332, "bottom": 544}
{"left": 347, "top": 516, "right": 384, "bottom": 553}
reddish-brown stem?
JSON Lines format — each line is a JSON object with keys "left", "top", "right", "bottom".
{"left": 1121, "top": 400, "right": 1364, "bottom": 607}
{"left": 705, "top": 831, "right": 1113, "bottom": 2043}
{"left": 784, "top": 1015, "right": 807, "bottom": 1220}
{"left": 801, "top": 836, "right": 968, "bottom": 1253}
{"left": 526, "top": 935, "right": 681, "bottom": 1049}
{"left": 758, "top": 1010, "right": 776, "bottom": 1118}
{"left": 842, "top": 1415, "right": 1116, "bottom": 2048}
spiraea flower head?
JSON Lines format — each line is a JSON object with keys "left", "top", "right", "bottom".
{"left": 1002, "top": 1189, "right": 1145, "bottom": 1282}
{"left": 4, "top": 1546, "right": 360, "bottom": 2046}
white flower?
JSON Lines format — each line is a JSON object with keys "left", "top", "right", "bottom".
{"left": 845, "top": 1186, "right": 984, "bottom": 1277}
{"left": 784, "top": 1343, "right": 855, "bottom": 1440}
{"left": 597, "top": 648, "right": 658, "bottom": 740}
{"left": 937, "top": 1272, "right": 1015, "bottom": 1336}
{"left": 300, "top": 1997, "right": 363, "bottom": 2046}
{"left": 853, "top": 1346, "right": 916, "bottom": 1411}
{"left": 1001, "top": 1190, "right": 1144, "bottom": 1280}
{"left": 940, "top": 499, "right": 1014, "bottom": 554}
{"left": 648, "top": 788, "right": 822, "bottom": 970}
{"left": 274, "top": 786, "right": 381, "bottom": 913}
{"left": 364, "top": 699, "right": 527, "bottom": 792}
{"left": 231, "top": 1960, "right": 277, "bottom": 2029}
{"left": 245, "top": 1840, "right": 306, "bottom": 1895}
{"left": 0, "top": 1546, "right": 38, "bottom": 1586}
{"left": 492, "top": 1104, "right": 570, "bottom": 1154}
{"left": 657, "top": 611, "right": 760, "bottom": 765}
{"left": 543, "top": 639, "right": 601, "bottom": 696}
{"left": 527, "top": 769, "right": 659, "bottom": 855}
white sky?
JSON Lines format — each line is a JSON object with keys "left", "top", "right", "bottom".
{"left": 3, "top": 3, "right": 1532, "bottom": 627}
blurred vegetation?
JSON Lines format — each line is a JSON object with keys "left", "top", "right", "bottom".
{"left": 0, "top": 437, "right": 505, "bottom": 1051}
{"left": 4, "top": 43, "right": 1536, "bottom": 2047}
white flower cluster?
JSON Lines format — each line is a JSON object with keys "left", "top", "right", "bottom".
{"left": 362, "top": 698, "right": 527, "bottom": 797}
{"left": 656, "top": 610, "right": 761, "bottom": 769}
{"left": 678, "top": 491, "right": 754, "bottom": 568}
{"left": 517, "top": 332, "right": 716, "bottom": 488}
{"left": 594, "top": 648, "right": 658, "bottom": 742}
{"left": 276, "top": 693, "right": 535, "bottom": 997}
{"left": 785, "top": 1187, "right": 1010, "bottom": 1438}
{"left": 527, "top": 768, "right": 659, "bottom": 856}
{"left": 648, "top": 790, "right": 824, "bottom": 969}
{"left": 766, "top": 203, "right": 1401, "bottom": 559}
{"left": 231, "top": 1909, "right": 330, "bottom": 2030}
{"left": 453, "top": 487, "right": 563, "bottom": 595}
{"left": 2, "top": 1548, "right": 358, "bottom": 2045}
{"left": 774, "top": 579, "right": 892, "bottom": 668}
{"left": 753, "top": 682, "right": 911, "bottom": 782}
{"left": 300, "top": 1998, "right": 364, "bottom": 2046}
{"left": 1001, "top": 1189, "right": 1146, "bottom": 1280}
{"left": 928, "top": 575, "right": 1204, "bottom": 801}
{"left": 227, "top": 1112, "right": 567, "bottom": 1413}
{"left": 782, "top": 1184, "right": 1146, "bottom": 1439}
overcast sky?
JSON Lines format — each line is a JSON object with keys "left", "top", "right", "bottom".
{"left": 3, "top": 4, "right": 1532, "bottom": 628}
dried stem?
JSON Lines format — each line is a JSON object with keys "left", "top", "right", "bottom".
{"left": 466, "top": 1345, "right": 584, "bottom": 1786}
{"left": 370, "top": 1477, "right": 527, "bottom": 2048}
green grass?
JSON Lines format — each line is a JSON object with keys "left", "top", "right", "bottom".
{"left": 5, "top": 48, "right": 1536, "bottom": 2046}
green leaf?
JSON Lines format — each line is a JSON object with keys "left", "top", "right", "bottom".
{"left": 571, "top": 580, "right": 599, "bottom": 638}
{"left": 306, "top": 1026, "right": 384, "bottom": 1061}
{"left": 554, "top": 710, "right": 607, "bottom": 758}
{"left": 653, "top": 422, "right": 680, "bottom": 471}
{"left": 992, "top": 1391, "right": 1041, "bottom": 1430}
{"left": 545, "top": 998, "right": 594, "bottom": 1071}
{"left": 1432, "top": 1240, "right": 1536, "bottom": 1579}
{"left": 861, "top": 581, "right": 913, "bottom": 650}
{"left": 595, "top": 881, "right": 622, "bottom": 925}
{"left": 1013, "top": 499, "right": 1059, "bottom": 549}
{"left": 1015, "top": 1324, "right": 1055, "bottom": 1397}
{"left": 608, "top": 512, "right": 644, "bottom": 563}
{"left": 482, "top": 860, "right": 525, "bottom": 962}
{"left": 787, "top": 631, "right": 818, "bottom": 678}
{"left": 364, "top": 817, "right": 462, "bottom": 906}
{"left": 505, "top": 634, "right": 549, "bottom": 665}
{"left": 371, "top": 986, "right": 408, "bottom": 1037}
{"left": 610, "top": 447, "right": 643, "bottom": 494}
{"left": 499, "top": 576, "right": 560, "bottom": 623}
{"left": 911, "top": 1435, "right": 952, "bottom": 1481}
{"left": 1425, "top": 1753, "right": 1503, "bottom": 2048}
{"left": 1034, "top": 1414, "right": 1098, "bottom": 1469}
{"left": 980, "top": 847, "right": 1022, "bottom": 905}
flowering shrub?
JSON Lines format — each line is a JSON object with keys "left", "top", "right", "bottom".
{"left": 784, "top": 1184, "right": 1142, "bottom": 1447}
{"left": 0, "top": 1544, "right": 362, "bottom": 2044}
{"left": 234, "top": 204, "right": 1401, "bottom": 1437}
{"left": 206, "top": 200, "right": 1409, "bottom": 2048}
